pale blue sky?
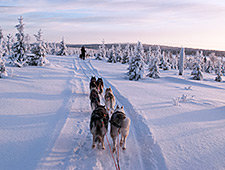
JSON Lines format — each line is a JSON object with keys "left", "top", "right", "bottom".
{"left": 0, "top": 0, "right": 225, "bottom": 50}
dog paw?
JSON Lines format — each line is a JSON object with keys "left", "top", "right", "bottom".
{"left": 112, "top": 148, "right": 116, "bottom": 153}
{"left": 102, "top": 146, "right": 105, "bottom": 150}
{"left": 120, "top": 141, "right": 123, "bottom": 147}
{"left": 122, "top": 147, "right": 126, "bottom": 150}
{"left": 92, "top": 144, "right": 96, "bottom": 149}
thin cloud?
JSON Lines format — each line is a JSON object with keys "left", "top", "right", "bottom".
{"left": 0, "top": 0, "right": 225, "bottom": 50}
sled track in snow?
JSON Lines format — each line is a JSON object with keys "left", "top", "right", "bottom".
{"left": 78, "top": 58, "right": 168, "bottom": 170}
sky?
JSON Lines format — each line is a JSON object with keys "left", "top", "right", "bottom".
{"left": 0, "top": 0, "right": 225, "bottom": 51}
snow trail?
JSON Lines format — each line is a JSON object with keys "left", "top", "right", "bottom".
{"left": 77, "top": 58, "right": 167, "bottom": 169}
{"left": 38, "top": 56, "right": 166, "bottom": 170}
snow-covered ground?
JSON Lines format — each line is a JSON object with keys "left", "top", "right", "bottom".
{"left": 0, "top": 55, "right": 225, "bottom": 170}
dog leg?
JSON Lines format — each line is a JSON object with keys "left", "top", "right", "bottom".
{"left": 92, "top": 135, "right": 96, "bottom": 149}
{"left": 120, "top": 137, "right": 123, "bottom": 147}
{"left": 122, "top": 136, "right": 127, "bottom": 150}
{"left": 112, "top": 137, "right": 116, "bottom": 153}
{"left": 102, "top": 136, "right": 105, "bottom": 150}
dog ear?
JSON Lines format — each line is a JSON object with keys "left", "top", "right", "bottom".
{"left": 121, "top": 106, "right": 124, "bottom": 109}
{"left": 116, "top": 105, "right": 119, "bottom": 109}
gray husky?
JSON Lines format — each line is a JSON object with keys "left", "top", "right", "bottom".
{"left": 110, "top": 105, "right": 130, "bottom": 152}
{"left": 90, "top": 105, "right": 109, "bottom": 149}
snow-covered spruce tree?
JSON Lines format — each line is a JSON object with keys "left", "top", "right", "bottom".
{"left": 99, "top": 39, "right": 106, "bottom": 59}
{"left": 0, "top": 27, "right": 3, "bottom": 44}
{"left": 191, "top": 63, "right": 203, "bottom": 80}
{"left": 10, "top": 16, "right": 27, "bottom": 67}
{"left": 0, "top": 27, "right": 7, "bottom": 57}
{"left": 215, "top": 60, "right": 222, "bottom": 82}
{"left": 147, "top": 57, "right": 160, "bottom": 79}
{"left": 45, "top": 42, "right": 51, "bottom": 54}
{"left": 122, "top": 43, "right": 130, "bottom": 64}
{"left": 160, "top": 51, "right": 170, "bottom": 70}
{"left": 107, "top": 45, "right": 116, "bottom": 63}
{"left": 115, "top": 44, "right": 122, "bottom": 62}
{"left": 95, "top": 40, "right": 106, "bottom": 60}
{"left": 144, "top": 46, "right": 152, "bottom": 64}
{"left": 50, "top": 42, "right": 57, "bottom": 55}
{"left": 155, "top": 46, "right": 161, "bottom": 61}
{"left": 6, "top": 34, "right": 13, "bottom": 56}
{"left": 127, "top": 46, "right": 134, "bottom": 71}
{"left": 205, "top": 59, "right": 213, "bottom": 73}
{"left": 24, "top": 33, "right": 31, "bottom": 53}
{"left": 170, "top": 53, "right": 178, "bottom": 70}
{"left": 208, "top": 52, "right": 217, "bottom": 72}
{"left": 221, "top": 59, "right": 225, "bottom": 76}
{"left": 57, "top": 37, "right": 67, "bottom": 56}
{"left": 179, "top": 47, "right": 185, "bottom": 75}
{"left": 30, "top": 29, "right": 49, "bottom": 66}
{"left": 0, "top": 43, "right": 7, "bottom": 78}
{"left": 127, "top": 41, "right": 145, "bottom": 81}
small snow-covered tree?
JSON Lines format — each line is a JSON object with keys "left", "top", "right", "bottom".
{"left": 0, "top": 43, "right": 7, "bottom": 78}
{"left": 170, "top": 53, "right": 178, "bottom": 70}
{"left": 147, "top": 57, "right": 160, "bottom": 79}
{"left": 0, "top": 27, "right": 3, "bottom": 44}
{"left": 30, "top": 29, "right": 49, "bottom": 66}
{"left": 145, "top": 46, "right": 152, "bottom": 64}
{"left": 115, "top": 44, "right": 122, "bottom": 62}
{"left": 57, "top": 37, "right": 67, "bottom": 56}
{"left": 179, "top": 48, "right": 185, "bottom": 75}
{"left": 215, "top": 60, "right": 222, "bottom": 82}
{"left": 24, "top": 33, "right": 31, "bottom": 53}
{"left": 6, "top": 34, "right": 13, "bottom": 56}
{"left": 122, "top": 43, "right": 130, "bottom": 64}
{"left": 160, "top": 52, "right": 170, "bottom": 70}
{"left": 45, "top": 42, "right": 51, "bottom": 54}
{"left": 107, "top": 45, "right": 116, "bottom": 63}
{"left": 50, "top": 42, "right": 57, "bottom": 55}
{"left": 10, "top": 16, "right": 27, "bottom": 67}
{"left": 191, "top": 63, "right": 203, "bottom": 80}
{"left": 205, "top": 59, "right": 213, "bottom": 73}
{"left": 209, "top": 53, "right": 217, "bottom": 69}
{"left": 0, "top": 27, "right": 7, "bottom": 56}
{"left": 99, "top": 39, "right": 106, "bottom": 59}
{"left": 127, "top": 41, "right": 145, "bottom": 81}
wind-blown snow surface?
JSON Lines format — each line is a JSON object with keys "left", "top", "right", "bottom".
{"left": 0, "top": 55, "right": 224, "bottom": 170}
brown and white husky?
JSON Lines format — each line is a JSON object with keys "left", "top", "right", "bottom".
{"left": 110, "top": 105, "right": 130, "bottom": 152}
{"left": 89, "top": 87, "right": 100, "bottom": 110}
{"left": 104, "top": 87, "right": 115, "bottom": 114}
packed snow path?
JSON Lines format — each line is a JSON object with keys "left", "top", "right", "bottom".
{"left": 37, "top": 56, "right": 166, "bottom": 170}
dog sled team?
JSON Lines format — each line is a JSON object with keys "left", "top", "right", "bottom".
{"left": 89, "top": 76, "right": 131, "bottom": 152}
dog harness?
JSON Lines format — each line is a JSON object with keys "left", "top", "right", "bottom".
{"left": 110, "top": 111, "right": 126, "bottom": 128}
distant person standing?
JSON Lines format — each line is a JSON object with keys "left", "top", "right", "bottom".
{"left": 80, "top": 46, "right": 86, "bottom": 60}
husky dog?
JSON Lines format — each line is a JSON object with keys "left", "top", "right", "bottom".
{"left": 89, "top": 76, "right": 97, "bottom": 90}
{"left": 96, "top": 78, "right": 104, "bottom": 95}
{"left": 104, "top": 87, "right": 115, "bottom": 114}
{"left": 110, "top": 105, "right": 130, "bottom": 152}
{"left": 90, "top": 87, "right": 100, "bottom": 110}
{"left": 90, "top": 105, "right": 109, "bottom": 149}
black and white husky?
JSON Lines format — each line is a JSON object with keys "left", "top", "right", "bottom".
{"left": 89, "top": 87, "right": 100, "bottom": 110}
{"left": 89, "top": 76, "right": 97, "bottom": 90}
{"left": 104, "top": 87, "right": 115, "bottom": 114}
{"left": 90, "top": 105, "right": 109, "bottom": 149}
{"left": 110, "top": 105, "right": 130, "bottom": 152}
{"left": 96, "top": 77, "right": 104, "bottom": 95}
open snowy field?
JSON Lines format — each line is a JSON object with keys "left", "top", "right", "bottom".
{"left": 0, "top": 55, "right": 225, "bottom": 170}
